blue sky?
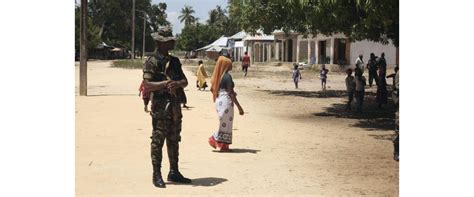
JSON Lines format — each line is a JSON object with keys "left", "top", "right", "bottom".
{"left": 152, "top": 0, "right": 228, "bottom": 34}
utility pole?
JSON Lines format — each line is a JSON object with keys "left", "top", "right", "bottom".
{"left": 131, "top": 0, "right": 136, "bottom": 59}
{"left": 79, "top": 0, "right": 88, "bottom": 96}
{"left": 142, "top": 16, "right": 146, "bottom": 59}
{"left": 136, "top": 9, "right": 148, "bottom": 59}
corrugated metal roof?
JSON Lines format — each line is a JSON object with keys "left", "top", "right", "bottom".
{"left": 196, "top": 36, "right": 228, "bottom": 51}
{"left": 243, "top": 34, "right": 274, "bottom": 41}
{"left": 243, "top": 30, "right": 274, "bottom": 41}
{"left": 229, "top": 31, "right": 247, "bottom": 40}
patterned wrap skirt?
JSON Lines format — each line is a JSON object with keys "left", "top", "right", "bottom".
{"left": 213, "top": 90, "right": 234, "bottom": 144}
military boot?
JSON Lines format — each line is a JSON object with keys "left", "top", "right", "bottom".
{"left": 152, "top": 165, "right": 166, "bottom": 188}
{"left": 167, "top": 169, "right": 192, "bottom": 184}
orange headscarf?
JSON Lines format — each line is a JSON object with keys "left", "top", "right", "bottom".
{"left": 210, "top": 56, "right": 233, "bottom": 102}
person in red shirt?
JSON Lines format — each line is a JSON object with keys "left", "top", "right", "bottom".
{"left": 241, "top": 51, "right": 250, "bottom": 77}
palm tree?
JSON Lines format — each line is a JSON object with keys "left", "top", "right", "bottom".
{"left": 178, "top": 5, "right": 196, "bottom": 26}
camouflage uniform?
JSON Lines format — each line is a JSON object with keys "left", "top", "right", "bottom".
{"left": 392, "top": 71, "right": 399, "bottom": 161}
{"left": 143, "top": 53, "right": 187, "bottom": 178}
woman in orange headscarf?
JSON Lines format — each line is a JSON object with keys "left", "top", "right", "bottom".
{"left": 208, "top": 56, "right": 244, "bottom": 152}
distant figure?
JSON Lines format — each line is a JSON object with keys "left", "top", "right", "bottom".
{"left": 196, "top": 60, "right": 209, "bottom": 91}
{"left": 292, "top": 63, "right": 302, "bottom": 89}
{"left": 310, "top": 56, "right": 316, "bottom": 65}
{"left": 208, "top": 56, "right": 245, "bottom": 152}
{"left": 386, "top": 66, "right": 399, "bottom": 89}
{"left": 355, "top": 54, "right": 365, "bottom": 75}
{"left": 320, "top": 64, "right": 329, "bottom": 90}
{"left": 242, "top": 51, "right": 250, "bottom": 77}
{"left": 345, "top": 69, "right": 356, "bottom": 111}
{"left": 354, "top": 68, "right": 366, "bottom": 113}
{"left": 377, "top": 52, "right": 387, "bottom": 85}
{"left": 367, "top": 53, "right": 379, "bottom": 87}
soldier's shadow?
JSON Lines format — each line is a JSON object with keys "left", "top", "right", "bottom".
{"left": 167, "top": 177, "right": 228, "bottom": 187}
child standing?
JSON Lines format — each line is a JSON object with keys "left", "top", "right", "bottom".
{"left": 320, "top": 64, "right": 329, "bottom": 90}
{"left": 292, "top": 63, "right": 302, "bottom": 89}
{"left": 354, "top": 68, "right": 366, "bottom": 113}
{"left": 345, "top": 69, "right": 356, "bottom": 111}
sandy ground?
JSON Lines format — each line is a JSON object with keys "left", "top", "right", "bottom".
{"left": 76, "top": 60, "right": 398, "bottom": 196}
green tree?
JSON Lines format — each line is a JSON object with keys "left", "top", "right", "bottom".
{"left": 178, "top": 5, "right": 196, "bottom": 26}
{"left": 176, "top": 5, "right": 239, "bottom": 51}
{"left": 75, "top": 6, "right": 101, "bottom": 51}
{"left": 83, "top": 0, "right": 170, "bottom": 52}
{"left": 234, "top": 0, "right": 399, "bottom": 47}
{"left": 149, "top": 3, "right": 171, "bottom": 31}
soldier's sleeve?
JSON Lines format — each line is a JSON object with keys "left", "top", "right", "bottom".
{"left": 143, "top": 57, "right": 154, "bottom": 80}
{"left": 172, "top": 56, "right": 187, "bottom": 82}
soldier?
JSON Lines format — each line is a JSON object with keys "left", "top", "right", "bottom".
{"left": 392, "top": 69, "right": 399, "bottom": 161}
{"left": 142, "top": 27, "right": 192, "bottom": 188}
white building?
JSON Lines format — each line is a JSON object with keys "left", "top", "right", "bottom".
{"left": 273, "top": 31, "right": 399, "bottom": 66}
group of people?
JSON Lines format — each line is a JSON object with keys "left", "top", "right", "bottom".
{"left": 353, "top": 52, "right": 399, "bottom": 161}
{"left": 138, "top": 27, "right": 246, "bottom": 188}
{"left": 346, "top": 52, "right": 399, "bottom": 112}
{"left": 137, "top": 26, "right": 400, "bottom": 189}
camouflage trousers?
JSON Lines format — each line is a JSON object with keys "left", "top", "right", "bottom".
{"left": 150, "top": 98, "right": 182, "bottom": 171}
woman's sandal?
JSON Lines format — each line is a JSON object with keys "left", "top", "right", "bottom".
{"left": 208, "top": 136, "right": 216, "bottom": 149}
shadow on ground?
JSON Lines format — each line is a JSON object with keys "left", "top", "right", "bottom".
{"left": 260, "top": 88, "right": 383, "bottom": 99}
{"left": 313, "top": 101, "right": 396, "bottom": 131}
{"left": 260, "top": 89, "right": 349, "bottom": 98}
{"left": 212, "top": 148, "right": 261, "bottom": 154}
{"left": 167, "top": 177, "right": 228, "bottom": 187}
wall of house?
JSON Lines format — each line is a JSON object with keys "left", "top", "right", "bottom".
{"left": 350, "top": 40, "right": 397, "bottom": 66}
{"left": 298, "top": 40, "right": 309, "bottom": 62}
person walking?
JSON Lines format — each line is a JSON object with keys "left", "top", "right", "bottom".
{"left": 142, "top": 26, "right": 192, "bottom": 188}
{"left": 242, "top": 51, "right": 250, "bottom": 77}
{"left": 196, "top": 60, "right": 209, "bottom": 91}
{"left": 208, "top": 56, "right": 245, "bottom": 152}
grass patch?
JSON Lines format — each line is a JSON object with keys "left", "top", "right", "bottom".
{"left": 111, "top": 59, "right": 145, "bottom": 69}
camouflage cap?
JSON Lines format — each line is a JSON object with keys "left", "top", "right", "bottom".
{"left": 151, "top": 26, "right": 176, "bottom": 42}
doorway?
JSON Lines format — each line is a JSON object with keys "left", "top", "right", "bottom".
{"left": 287, "top": 39, "right": 293, "bottom": 62}
{"left": 318, "top": 40, "right": 327, "bottom": 64}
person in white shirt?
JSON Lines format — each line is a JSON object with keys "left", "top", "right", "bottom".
{"left": 355, "top": 54, "right": 365, "bottom": 74}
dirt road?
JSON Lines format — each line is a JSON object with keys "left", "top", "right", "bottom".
{"left": 76, "top": 60, "right": 398, "bottom": 196}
